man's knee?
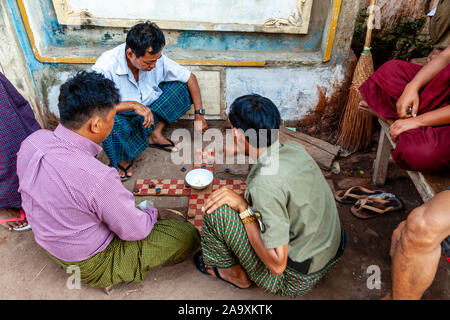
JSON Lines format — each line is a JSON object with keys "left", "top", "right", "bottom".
{"left": 402, "top": 206, "right": 442, "bottom": 251}
{"left": 394, "top": 136, "right": 438, "bottom": 171}
{"left": 203, "top": 205, "right": 239, "bottom": 225}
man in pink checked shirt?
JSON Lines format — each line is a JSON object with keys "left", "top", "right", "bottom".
{"left": 16, "top": 71, "right": 200, "bottom": 289}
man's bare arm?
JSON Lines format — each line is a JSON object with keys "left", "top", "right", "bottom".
{"left": 203, "top": 187, "right": 288, "bottom": 275}
{"left": 397, "top": 46, "right": 450, "bottom": 118}
{"left": 115, "top": 101, "right": 154, "bottom": 128}
{"left": 243, "top": 220, "right": 289, "bottom": 275}
{"left": 187, "top": 73, "right": 208, "bottom": 132}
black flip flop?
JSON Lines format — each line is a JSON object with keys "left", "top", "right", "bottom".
{"left": 149, "top": 139, "right": 178, "bottom": 152}
{"left": 194, "top": 251, "right": 242, "bottom": 290}
{"left": 117, "top": 160, "right": 134, "bottom": 181}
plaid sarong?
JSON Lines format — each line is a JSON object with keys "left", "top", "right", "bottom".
{"left": 48, "top": 219, "right": 200, "bottom": 288}
{"left": 103, "top": 81, "right": 191, "bottom": 168}
{"left": 0, "top": 72, "right": 40, "bottom": 208}
{"left": 201, "top": 205, "right": 341, "bottom": 298}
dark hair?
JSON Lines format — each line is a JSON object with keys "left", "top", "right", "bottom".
{"left": 125, "top": 22, "right": 165, "bottom": 57}
{"left": 228, "top": 94, "right": 281, "bottom": 148}
{"left": 58, "top": 71, "right": 120, "bottom": 130}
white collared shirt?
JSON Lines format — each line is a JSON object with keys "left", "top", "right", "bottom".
{"left": 92, "top": 43, "right": 191, "bottom": 106}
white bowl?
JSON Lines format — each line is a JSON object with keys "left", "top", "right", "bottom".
{"left": 185, "top": 169, "right": 214, "bottom": 190}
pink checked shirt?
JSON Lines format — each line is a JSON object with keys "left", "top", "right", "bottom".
{"left": 16, "top": 124, "right": 158, "bottom": 262}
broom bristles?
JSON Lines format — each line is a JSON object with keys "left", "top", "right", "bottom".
{"left": 337, "top": 52, "right": 375, "bottom": 152}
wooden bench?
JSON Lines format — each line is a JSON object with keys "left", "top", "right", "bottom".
{"left": 373, "top": 119, "right": 450, "bottom": 202}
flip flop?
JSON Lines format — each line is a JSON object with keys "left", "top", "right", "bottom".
{"left": 334, "top": 186, "right": 386, "bottom": 204}
{"left": 0, "top": 208, "right": 31, "bottom": 232}
{"left": 350, "top": 197, "right": 403, "bottom": 219}
{"left": 117, "top": 160, "right": 134, "bottom": 181}
{"left": 194, "top": 251, "right": 242, "bottom": 290}
{"left": 149, "top": 139, "right": 178, "bottom": 152}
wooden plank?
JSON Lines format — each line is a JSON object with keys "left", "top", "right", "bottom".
{"left": 278, "top": 127, "right": 338, "bottom": 170}
{"left": 280, "top": 127, "right": 340, "bottom": 154}
{"left": 373, "top": 128, "right": 393, "bottom": 186}
{"left": 406, "top": 171, "right": 435, "bottom": 203}
{"left": 423, "top": 172, "right": 450, "bottom": 195}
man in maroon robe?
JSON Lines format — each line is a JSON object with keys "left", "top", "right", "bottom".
{"left": 358, "top": 46, "right": 450, "bottom": 172}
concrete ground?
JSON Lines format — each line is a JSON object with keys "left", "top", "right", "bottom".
{"left": 0, "top": 122, "right": 448, "bottom": 300}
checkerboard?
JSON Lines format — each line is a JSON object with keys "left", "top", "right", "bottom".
{"left": 133, "top": 147, "right": 247, "bottom": 231}
{"left": 193, "top": 148, "right": 215, "bottom": 172}
{"left": 187, "top": 179, "right": 247, "bottom": 232}
{"left": 133, "top": 179, "right": 191, "bottom": 196}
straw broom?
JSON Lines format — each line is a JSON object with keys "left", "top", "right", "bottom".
{"left": 337, "top": 0, "right": 376, "bottom": 152}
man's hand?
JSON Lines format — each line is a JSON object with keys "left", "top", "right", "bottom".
{"left": 194, "top": 114, "right": 208, "bottom": 133}
{"left": 389, "top": 118, "right": 422, "bottom": 142}
{"left": 133, "top": 102, "right": 154, "bottom": 128}
{"left": 396, "top": 84, "right": 420, "bottom": 118}
{"left": 203, "top": 187, "right": 248, "bottom": 214}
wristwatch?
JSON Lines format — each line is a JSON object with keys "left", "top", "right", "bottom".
{"left": 239, "top": 207, "right": 255, "bottom": 220}
{"left": 194, "top": 108, "right": 205, "bottom": 115}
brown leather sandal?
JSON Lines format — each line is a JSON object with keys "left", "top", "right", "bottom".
{"left": 350, "top": 197, "right": 403, "bottom": 219}
{"left": 334, "top": 186, "right": 385, "bottom": 204}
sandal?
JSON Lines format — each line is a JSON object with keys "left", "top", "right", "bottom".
{"left": 194, "top": 251, "right": 242, "bottom": 290}
{"left": 0, "top": 208, "right": 31, "bottom": 232}
{"left": 350, "top": 197, "right": 403, "bottom": 219}
{"left": 117, "top": 160, "right": 134, "bottom": 181}
{"left": 149, "top": 139, "right": 178, "bottom": 152}
{"left": 334, "top": 186, "right": 386, "bottom": 204}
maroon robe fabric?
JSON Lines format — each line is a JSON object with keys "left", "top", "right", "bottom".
{"left": 359, "top": 60, "right": 450, "bottom": 172}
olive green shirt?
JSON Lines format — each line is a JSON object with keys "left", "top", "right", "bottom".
{"left": 244, "top": 141, "right": 341, "bottom": 273}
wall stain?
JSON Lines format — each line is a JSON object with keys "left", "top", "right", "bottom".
{"left": 296, "top": 50, "right": 357, "bottom": 144}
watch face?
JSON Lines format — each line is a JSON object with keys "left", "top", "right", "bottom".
{"left": 195, "top": 109, "right": 205, "bottom": 115}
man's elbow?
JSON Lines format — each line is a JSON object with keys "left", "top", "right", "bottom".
{"left": 188, "top": 73, "right": 198, "bottom": 84}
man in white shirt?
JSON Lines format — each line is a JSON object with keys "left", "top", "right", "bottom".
{"left": 92, "top": 22, "right": 207, "bottom": 180}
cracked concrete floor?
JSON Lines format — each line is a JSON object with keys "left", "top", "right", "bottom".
{"left": 0, "top": 122, "right": 448, "bottom": 300}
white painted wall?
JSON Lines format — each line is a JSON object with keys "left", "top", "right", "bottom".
{"left": 47, "top": 71, "right": 75, "bottom": 118}
{"left": 226, "top": 65, "right": 345, "bottom": 120}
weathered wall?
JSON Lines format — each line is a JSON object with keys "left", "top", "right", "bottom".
{"left": 359, "top": 0, "right": 440, "bottom": 30}
{"left": 1, "top": 0, "right": 360, "bottom": 128}
{"left": 0, "top": 1, "right": 44, "bottom": 126}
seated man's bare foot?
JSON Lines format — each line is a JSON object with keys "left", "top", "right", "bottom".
{"left": 0, "top": 208, "right": 28, "bottom": 231}
{"left": 359, "top": 99, "right": 369, "bottom": 108}
{"left": 358, "top": 100, "right": 377, "bottom": 116}
{"left": 358, "top": 100, "right": 395, "bottom": 125}
{"left": 148, "top": 132, "right": 178, "bottom": 152}
{"left": 117, "top": 160, "right": 133, "bottom": 179}
{"left": 205, "top": 263, "right": 252, "bottom": 289}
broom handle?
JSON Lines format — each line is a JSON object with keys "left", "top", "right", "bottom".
{"left": 364, "top": 0, "right": 377, "bottom": 49}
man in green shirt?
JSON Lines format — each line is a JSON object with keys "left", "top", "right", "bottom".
{"left": 195, "top": 94, "right": 346, "bottom": 297}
